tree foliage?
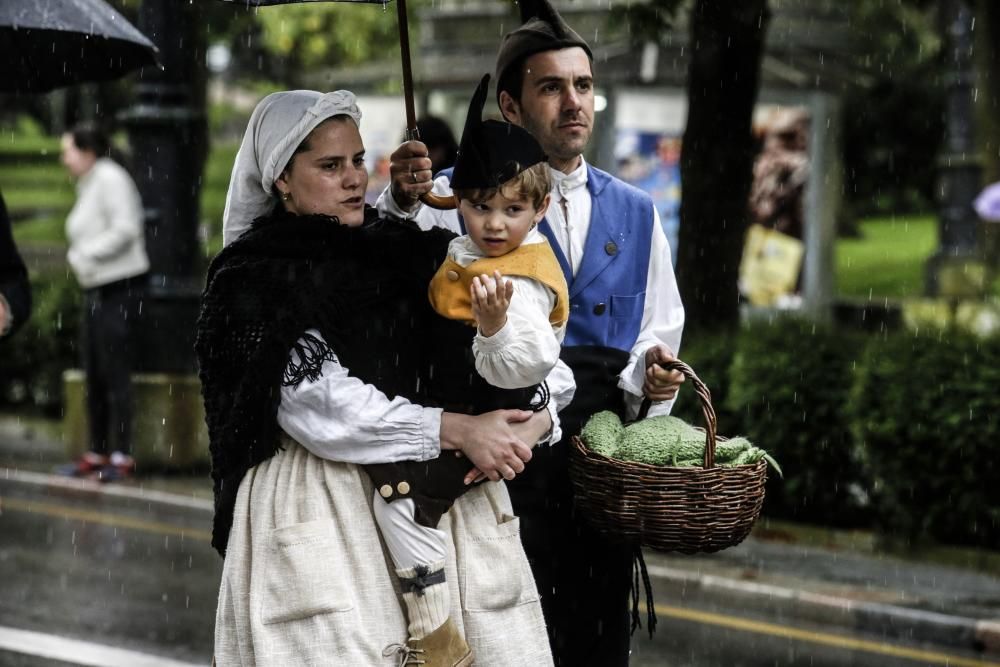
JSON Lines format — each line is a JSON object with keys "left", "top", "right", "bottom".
{"left": 842, "top": 0, "right": 945, "bottom": 217}
{"left": 253, "top": 1, "right": 428, "bottom": 81}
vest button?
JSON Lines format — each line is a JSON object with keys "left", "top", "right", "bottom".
{"left": 593, "top": 303, "right": 607, "bottom": 315}
{"left": 397, "top": 481, "right": 411, "bottom": 495}
{"left": 446, "top": 270, "right": 460, "bottom": 281}
{"left": 379, "top": 484, "right": 394, "bottom": 499}
{"left": 605, "top": 241, "right": 618, "bottom": 256}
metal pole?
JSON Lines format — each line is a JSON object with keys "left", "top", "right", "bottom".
{"left": 927, "top": 0, "right": 982, "bottom": 295}
{"left": 121, "top": 0, "right": 207, "bottom": 373}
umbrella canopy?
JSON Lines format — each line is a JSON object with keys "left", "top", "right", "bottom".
{"left": 0, "top": 0, "right": 159, "bottom": 93}
{"left": 974, "top": 182, "right": 1000, "bottom": 223}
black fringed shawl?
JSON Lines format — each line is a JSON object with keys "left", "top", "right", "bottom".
{"left": 196, "top": 207, "right": 454, "bottom": 556}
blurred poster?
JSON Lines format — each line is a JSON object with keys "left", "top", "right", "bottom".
{"left": 615, "top": 130, "right": 682, "bottom": 265}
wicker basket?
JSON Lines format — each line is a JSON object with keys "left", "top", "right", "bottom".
{"left": 569, "top": 359, "right": 767, "bottom": 554}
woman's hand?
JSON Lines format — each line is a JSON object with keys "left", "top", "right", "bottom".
{"left": 471, "top": 270, "right": 514, "bottom": 338}
{"left": 389, "top": 140, "right": 434, "bottom": 211}
{"left": 643, "top": 344, "right": 685, "bottom": 401}
{"left": 462, "top": 409, "right": 552, "bottom": 484}
{"left": 440, "top": 409, "right": 533, "bottom": 483}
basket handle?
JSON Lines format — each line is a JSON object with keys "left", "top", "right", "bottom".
{"left": 636, "top": 359, "right": 718, "bottom": 469}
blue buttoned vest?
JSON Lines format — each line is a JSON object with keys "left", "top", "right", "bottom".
{"left": 441, "top": 163, "right": 653, "bottom": 353}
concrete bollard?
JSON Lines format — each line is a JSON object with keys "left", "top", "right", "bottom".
{"left": 63, "top": 369, "right": 209, "bottom": 470}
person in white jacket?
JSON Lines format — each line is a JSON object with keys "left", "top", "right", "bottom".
{"left": 60, "top": 124, "right": 149, "bottom": 481}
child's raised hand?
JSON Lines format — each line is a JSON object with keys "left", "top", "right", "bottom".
{"left": 471, "top": 270, "right": 514, "bottom": 338}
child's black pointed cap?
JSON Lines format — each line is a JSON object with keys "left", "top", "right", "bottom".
{"left": 494, "top": 0, "right": 593, "bottom": 99}
{"left": 450, "top": 74, "right": 547, "bottom": 191}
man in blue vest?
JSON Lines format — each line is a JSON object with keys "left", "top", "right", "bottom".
{"left": 378, "top": 2, "right": 685, "bottom": 664}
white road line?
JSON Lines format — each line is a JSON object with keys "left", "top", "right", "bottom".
{"left": 0, "top": 625, "right": 205, "bottom": 667}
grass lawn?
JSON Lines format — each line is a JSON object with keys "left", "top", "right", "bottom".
{"left": 835, "top": 216, "right": 939, "bottom": 299}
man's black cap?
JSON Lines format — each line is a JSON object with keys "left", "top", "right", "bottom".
{"left": 494, "top": 0, "right": 593, "bottom": 103}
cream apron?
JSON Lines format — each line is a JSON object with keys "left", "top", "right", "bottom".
{"left": 214, "top": 435, "right": 553, "bottom": 666}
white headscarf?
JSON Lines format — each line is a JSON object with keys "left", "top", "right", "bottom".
{"left": 222, "top": 90, "right": 362, "bottom": 246}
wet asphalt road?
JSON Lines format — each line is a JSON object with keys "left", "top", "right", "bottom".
{"left": 0, "top": 476, "right": 996, "bottom": 667}
{"left": 0, "top": 477, "right": 219, "bottom": 665}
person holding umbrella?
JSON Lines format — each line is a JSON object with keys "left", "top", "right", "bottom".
{"left": 197, "top": 88, "right": 556, "bottom": 665}
{"left": 378, "top": 1, "right": 686, "bottom": 664}
{"left": 0, "top": 194, "right": 31, "bottom": 339}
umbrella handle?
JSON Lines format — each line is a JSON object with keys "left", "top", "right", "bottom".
{"left": 421, "top": 192, "right": 459, "bottom": 210}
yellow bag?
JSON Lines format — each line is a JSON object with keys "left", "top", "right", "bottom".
{"left": 738, "top": 224, "right": 804, "bottom": 306}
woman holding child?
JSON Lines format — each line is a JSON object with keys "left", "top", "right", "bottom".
{"left": 197, "top": 87, "right": 567, "bottom": 665}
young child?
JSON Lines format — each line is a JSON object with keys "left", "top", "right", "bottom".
{"left": 368, "top": 74, "right": 571, "bottom": 666}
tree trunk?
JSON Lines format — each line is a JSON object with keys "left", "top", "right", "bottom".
{"left": 677, "top": 0, "right": 770, "bottom": 331}
{"left": 975, "top": 0, "right": 1000, "bottom": 185}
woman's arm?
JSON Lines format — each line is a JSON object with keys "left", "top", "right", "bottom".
{"left": 278, "top": 330, "right": 535, "bottom": 480}
{"left": 278, "top": 332, "right": 441, "bottom": 465}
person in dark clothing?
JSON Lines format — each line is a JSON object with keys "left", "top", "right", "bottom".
{"left": 0, "top": 191, "right": 31, "bottom": 339}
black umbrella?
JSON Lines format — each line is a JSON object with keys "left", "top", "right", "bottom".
{"left": 215, "top": 0, "right": 454, "bottom": 209}
{"left": 0, "top": 0, "right": 159, "bottom": 93}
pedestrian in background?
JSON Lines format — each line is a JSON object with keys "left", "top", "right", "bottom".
{"left": 58, "top": 123, "right": 149, "bottom": 481}
{"left": 0, "top": 191, "right": 31, "bottom": 339}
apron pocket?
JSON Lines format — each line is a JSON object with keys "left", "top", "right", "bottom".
{"left": 261, "top": 519, "right": 355, "bottom": 625}
{"left": 462, "top": 515, "right": 540, "bottom": 611}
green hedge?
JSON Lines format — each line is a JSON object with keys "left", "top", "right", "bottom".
{"left": 853, "top": 331, "right": 1000, "bottom": 548}
{"left": 671, "top": 319, "right": 1000, "bottom": 549}
{"left": 724, "top": 319, "right": 869, "bottom": 526}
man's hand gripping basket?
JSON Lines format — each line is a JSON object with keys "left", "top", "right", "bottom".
{"left": 569, "top": 359, "right": 767, "bottom": 554}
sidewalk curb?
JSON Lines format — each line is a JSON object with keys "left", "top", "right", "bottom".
{"left": 1, "top": 469, "right": 212, "bottom": 511}
{"left": 646, "top": 563, "right": 999, "bottom": 657}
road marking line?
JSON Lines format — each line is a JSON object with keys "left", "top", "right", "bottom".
{"left": 0, "top": 624, "right": 204, "bottom": 667}
{"left": 0, "top": 496, "right": 212, "bottom": 543}
{"left": 655, "top": 603, "right": 1000, "bottom": 667}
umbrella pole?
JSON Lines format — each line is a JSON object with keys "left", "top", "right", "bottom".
{"left": 396, "top": 0, "right": 418, "bottom": 140}
{"left": 395, "top": 0, "right": 456, "bottom": 210}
